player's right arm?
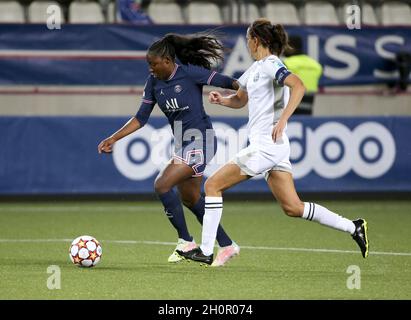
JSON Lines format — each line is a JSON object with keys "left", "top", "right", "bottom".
{"left": 98, "top": 76, "right": 156, "bottom": 154}
{"left": 98, "top": 117, "right": 142, "bottom": 154}
{"left": 208, "top": 89, "right": 248, "bottom": 109}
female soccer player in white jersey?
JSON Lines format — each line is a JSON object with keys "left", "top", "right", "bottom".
{"left": 178, "top": 19, "right": 369, "bottom": 266}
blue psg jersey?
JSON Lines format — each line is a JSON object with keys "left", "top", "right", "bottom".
{"left": 135, "top": 63, "right": 235, "bottom": 135}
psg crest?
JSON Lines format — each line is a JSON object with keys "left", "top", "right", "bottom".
{"left": 174, "top": 85, "right": 182, "bottom": 93}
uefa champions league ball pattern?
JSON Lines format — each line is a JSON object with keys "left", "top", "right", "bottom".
{"left": 69, "top": 235, "right": 102, "bottom": 267}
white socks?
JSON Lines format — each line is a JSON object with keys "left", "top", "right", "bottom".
{"left": 200, "top": 196, "right": 223, "bottom": 256}
{"left": 200, "top": 199, "right": 355, "bottom": 256}
{"left": 303, "top": 202, "right": 355, "bottom": 234}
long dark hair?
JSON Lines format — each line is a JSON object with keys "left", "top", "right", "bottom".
{"left": 248, "top": 18, "right": 292, "bottom": 56}
{"left": 147, "top": 33, "right": 224, "bottom": 69}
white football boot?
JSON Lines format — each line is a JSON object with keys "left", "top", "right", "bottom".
{"left": 211, "top": 242, "right": 240, "bottom": 267}
{"left": 168, "top": 238, "right": 197, "bottom": 263}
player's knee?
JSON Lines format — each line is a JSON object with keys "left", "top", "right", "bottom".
{"left": 281, "top": 201, "right": 304, "bottom": 217}
{"left": 204, "top": 178, "right": 221, "bottom": 195}
{"left": 154, "top": 177, "right": 171, "bottom": 195}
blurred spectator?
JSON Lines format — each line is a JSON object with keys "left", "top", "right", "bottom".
{"left": 118, "top": 0, "right": 153, "bottom": 24}
{"left": 284, "top": 35, "right": 322, "bottom": 115}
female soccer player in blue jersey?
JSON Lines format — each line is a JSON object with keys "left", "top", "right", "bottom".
{"left": 98, "top": 33, "right": 240, "bottom": 266}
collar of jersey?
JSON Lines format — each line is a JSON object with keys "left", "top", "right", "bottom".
{"left": 167, "top": 64, "right": 179, "bottom": 81}
{"left": 258, "top": 54, "right": 277, "bottom": 63}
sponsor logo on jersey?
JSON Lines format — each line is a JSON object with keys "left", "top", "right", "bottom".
{"left": 165, "top": 98, "right": 179, "bottom": 110}
{"left": 164, "top": 98, "right": 189, "bottom": 112}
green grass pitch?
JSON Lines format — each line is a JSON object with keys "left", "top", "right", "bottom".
{"left": 0, "top": 200, "right": 410, "bottom": 300}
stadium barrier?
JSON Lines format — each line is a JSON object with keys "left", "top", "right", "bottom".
{"left": 1, "top": 116, "right": 410, "bottom": 195}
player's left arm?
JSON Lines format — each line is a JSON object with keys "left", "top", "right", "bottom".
{"left": 208, "top": 72, "right": 239, "bottom": 91}
{"left": 187, "top": 64, "right": 239, "bottom": 90}
{"left": 263, "top": 58, "right": 305, "bottom": 142}
{"left": 272, "top": 74, "right": 305, "bottom": 142}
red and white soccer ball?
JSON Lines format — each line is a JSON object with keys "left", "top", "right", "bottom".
{"left": 69, "top": 235, "right": 102, "bottom": 267}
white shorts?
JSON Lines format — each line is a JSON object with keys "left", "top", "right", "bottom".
{"left": 231, "top": 134, "right": 292, "bottom": 180}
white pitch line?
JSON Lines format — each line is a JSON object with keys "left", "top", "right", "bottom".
{"left": 0, "top": 238, "right": 410, "bottom": 257}
{"left": 0, "top": 204, "right": 271, "bottom": 212}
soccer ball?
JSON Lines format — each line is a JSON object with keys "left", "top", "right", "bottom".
{"left": 69, "top": 235, "right": 102, "bottom": 267}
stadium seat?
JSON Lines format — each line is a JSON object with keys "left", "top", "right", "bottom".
{"left": 381, "top": 1, "right": 411, "bottom": 25}
{"left": 238, "top": 2, "right": 261, "bottom": 24}
{"left": 266, "top": 2, "right": 300, "bottom": 25}
{"left": 107, "top": 0, "right": 116, "bottom": 23}
{"left": 28, "top": 1, "right": 65, "bottom": 24}
{"left": 69, "top": 1, "right": 105, "bottom": 23}
{"left": 187, "top": 2, "right": 222, "bottom": 24}
{"left": 0, "top": 1, "right": 25, "bottom": 23}
{"left": 362, "top": 3, "right": 379, "bottom": 25}
{"left": 304, "top": 1, "right": 340, "bottom": 25}
{"left": 147, "top": 2, "right": 184, "bottom": 24}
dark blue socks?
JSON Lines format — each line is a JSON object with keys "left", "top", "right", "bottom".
{"left": 158, "top": 191, "right": 232, "bottom": 247}
{"left": 158, "top": 190, "right": 192, "bottom": 242}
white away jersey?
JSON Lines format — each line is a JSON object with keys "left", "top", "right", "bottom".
{"left": 238, "top": 55, "right": 291, "bottom": 140}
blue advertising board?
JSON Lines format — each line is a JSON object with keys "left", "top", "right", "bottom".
{"left": 1, "top": 116, "right": 409, "bottom": 195}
